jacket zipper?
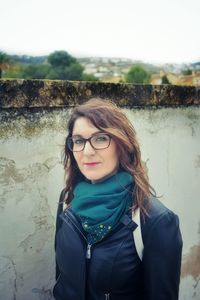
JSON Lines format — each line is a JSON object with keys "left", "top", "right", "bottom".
{"left": 63, "top": 210, "right": 87, "bottom": 241}
{"left": 59, "top": 210, "right": 87, "bottom": 299}
{"left": 62, "top": 209, "right": 124, "bottom": 261}
{"left": 105, "top": 293, "right": 110, "bottom": 300}
{"left": 86, "top": 244, "right": 92, "bottom": 259}
{"left": 62, "top": 210, "right": 92, "bottom": 259}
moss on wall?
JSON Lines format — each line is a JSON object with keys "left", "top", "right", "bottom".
{"left": 0, "top": 79, "right": 199, "bottom": 108}
{"left": 0, "top": 108, "right": 70, "bottom": 139}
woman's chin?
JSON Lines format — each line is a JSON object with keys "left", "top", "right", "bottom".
{"left": 85, "top": 170, "right": 118, "bottom": 184}
{"left": 84, "top": 174, "right": 103, "bottom": 183}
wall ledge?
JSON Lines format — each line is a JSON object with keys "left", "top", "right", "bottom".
{"left": 0, "top": 79, "right": 199, "bottom": 108}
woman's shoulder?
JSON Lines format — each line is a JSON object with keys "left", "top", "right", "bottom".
{"left": 141, "top": 197, "right": 182, "bottom": 254}
{"left": 145, "top": 197, "right": 178, "bottom": 219}
{"left": 142, "top": 197, "right": 180, "bottom": 235}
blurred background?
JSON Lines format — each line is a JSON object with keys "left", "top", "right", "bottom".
{"left": 0, "top": 1, "right": 200, "bottom": 299}
{"left": 0, "top": 0, "right": 200, "bottom": 84}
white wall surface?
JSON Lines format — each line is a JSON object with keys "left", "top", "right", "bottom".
{"left": 0, "top": 107, "right": 199, "bottom": 300}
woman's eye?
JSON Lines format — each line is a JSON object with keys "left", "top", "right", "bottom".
{"left": 95, "top": 135, "right": 109, "bottom": 142}
{"left": 74, "top": 139, "right": 84, "bottom": 145}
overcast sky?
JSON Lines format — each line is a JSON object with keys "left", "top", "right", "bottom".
{"left": 1, "top": 0, "right": 200, "bottom": 63}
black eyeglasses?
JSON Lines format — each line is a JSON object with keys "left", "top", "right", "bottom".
{"left": 67, "top": 133, "right": 111, "bottom": 152}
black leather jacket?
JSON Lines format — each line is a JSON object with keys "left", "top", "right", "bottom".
{"left": 53, "top": 195, "right": 182, "bottom": 300}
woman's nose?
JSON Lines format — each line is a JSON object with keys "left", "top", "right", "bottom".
{"left": 83, "top": 140, "right": 96, "bottom": 155}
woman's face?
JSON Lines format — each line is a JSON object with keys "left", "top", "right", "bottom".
{"left": 72, "top": 117, "right": 119, "bottom": 183}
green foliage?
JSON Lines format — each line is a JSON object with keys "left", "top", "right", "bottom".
{"left": 3, "top": 64, "right": 24, "bottom": 78}
{"left": 182, "top": 69, "right": 192, "bottom": 76}
{"left": 45, "top": 67, "right": 63, "bottom": 80}
{"left": 4, "top": 64, "right": 51, "bottom": 79}
{"left": 9, "top": 54, "right": 46, "bottom": 64}
{"left": 64, "top": 63, "right": 84, "bottom": 80}
{"left": 0, "top": 51, "right": 10, "bottom": 65}
{"left": 81, "top": 73, "right": 98, "bottom": 81}
{"left": 2, "top": 50, "right": 85, "bottom": 81}
{"left": 0, "top": 51, "right": 11, "bottom": 78}
{"left": 161, "top": 75, "right": 171, "bottom": 84}
{"left": 48, "top": 50, "right": 76, "bottom": 67}
{"left": 22, "top": 64, "right": 51, "bottom": 79}
{"left": 45, "top": 63, "right": 84, "bottom": 80}
{"left": 45, "top": 51, "right": 84, "bottom": 80}
{"left": 125, "top": 64, "right": 150, "bottom": 84}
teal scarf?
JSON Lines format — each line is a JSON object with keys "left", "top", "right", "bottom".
{"left": 71, "top": 171, "right": 134, "bottom": 244}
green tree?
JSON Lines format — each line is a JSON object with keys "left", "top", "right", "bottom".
{"left": 82, "top": 73, "right": 98, "bottom": 81}
{"left": 2, "top": 50, "right": 91, "bottom": 81}
{"left": 46, "top": 51, "right": 84, "bottom": 80}
{"left": 125, "top": 64, "right": 150, "bottom": 84}
{"left": 161, "top": 75, "right": 171, "bottom": 84}
{"left": 182, "top": 69, "right": 192, "bottom": 76}
{"left": 64, "top": 63, "right": 84, "bottom": 80}
{"left": 3, "top": 64, "right": 24, "bottom": 78}
{"left": 0, "top": 51, "right": 11, "bottom": 78}
{"left": 46, "top": 63, "right": 84, "bottom": 80}
{"left": 63, "top": 63, "right": 84, "bottom": 80}
{"left": 21, "top": 64, "right": 50, "bottom": 79}
{"left": 3, "top": 64, "right": 50, "bottom": 79}
{"left": 48, "top": 50, "right": 76, "bottom": 67}
{"left": 45, "top": 67, "right": 63, "bottom": 80}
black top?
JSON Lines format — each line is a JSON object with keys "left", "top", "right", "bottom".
{"left": 53, "top": 192, "right": 183, "bottom": 300}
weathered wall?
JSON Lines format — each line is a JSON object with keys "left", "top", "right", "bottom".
{"left": 0, "top": 80, "right": 200, "bottom": 300}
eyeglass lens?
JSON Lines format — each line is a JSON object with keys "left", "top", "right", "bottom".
{"left": 68, "top": 133, "right": 111, "bottom": 152}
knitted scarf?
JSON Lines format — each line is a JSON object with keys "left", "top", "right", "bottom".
{"left": 71, "top": 171, "right": 134, "bottom": 244}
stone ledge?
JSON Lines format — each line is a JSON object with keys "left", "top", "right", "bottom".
{"left": 0, "top": 79, "right": 199, "bottom": 108}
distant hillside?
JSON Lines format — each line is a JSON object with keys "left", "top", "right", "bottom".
{"left": 9, "top": 54, "right": 47, "bottom": 64}
{"left": 6, "top": 53, "right": 200, "bottom": 73}
{"left": 191, "top": 61, "right": 200, "bottom": 70}
{"left": 2, "top": 51, "right": 200, "bottom": 84}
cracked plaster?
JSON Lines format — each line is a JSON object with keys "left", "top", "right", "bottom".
{"left": 0, "top": 82, "right": 200, "bottom": 299}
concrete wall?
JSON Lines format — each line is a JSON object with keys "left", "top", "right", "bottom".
{"left": 0, "top": 80, "right": 200, "bottom": 299}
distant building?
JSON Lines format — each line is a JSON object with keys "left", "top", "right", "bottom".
{"left": 78, "top": 57, "right": 200, "bottom": 85}
{"left": 150, "top": 70, "right": 200, "bottom": 86}
{"left": 150, "top": 74, "right": 162, "bottom": 84}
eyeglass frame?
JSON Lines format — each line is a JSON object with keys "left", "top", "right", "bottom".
{"left": 66, "top": 133, "right": 112, "bottom": 152}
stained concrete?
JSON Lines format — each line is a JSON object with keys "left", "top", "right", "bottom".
{"left": 0, "top": 80, "right": 200, "bottom": 299}
{"left": 0, "top": 79, "right": 200, "bottom": 108}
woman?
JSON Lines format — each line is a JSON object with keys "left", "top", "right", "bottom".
{"left": 53, "top": 98, "right": 182, "bottom": 300}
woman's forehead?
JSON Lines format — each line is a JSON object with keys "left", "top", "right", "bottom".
{"left": 72, "top": 117, "right": 100, "bottom": 136}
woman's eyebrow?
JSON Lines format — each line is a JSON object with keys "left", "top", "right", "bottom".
{"left": 72, "top": 130, "right": 102, "bottom": 138}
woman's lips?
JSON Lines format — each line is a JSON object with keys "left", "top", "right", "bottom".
{"left": 84, "top": 162, "right": 100, "bottom": 166}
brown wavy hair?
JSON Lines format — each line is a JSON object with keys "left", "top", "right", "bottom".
{"left": 63, "top": 98, "right": 155, "bottom": 215}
